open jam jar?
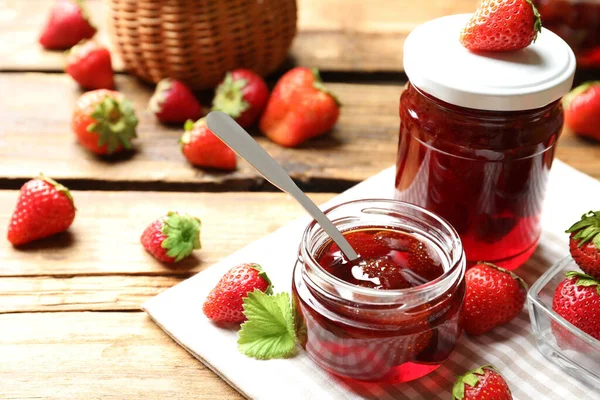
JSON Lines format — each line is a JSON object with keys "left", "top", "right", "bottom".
{"left": 292, "top": 199, "right": 465, "bottom": 383}
{"left": 533, "top": 0, "right": 600, "bottom": 67}
{"left": 396, "top": 15, "right": 576, "bottom": 270}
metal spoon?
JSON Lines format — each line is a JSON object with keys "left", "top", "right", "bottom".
{"left": 206, "top": 111, "right": 359, "bottom": 261}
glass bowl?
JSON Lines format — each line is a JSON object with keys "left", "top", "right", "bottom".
{"left": 527, "top": 256, "right": 600, "bottom": 389}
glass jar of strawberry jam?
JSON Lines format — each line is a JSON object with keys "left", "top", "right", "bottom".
{"left": 397, "top": 14, "right": 576, "bottom": 270}
{"left": 533, "top": 0, "right": 600, "bottom": 67}
{"left": 292, "top": 199, "right": 466, "bottom": 383}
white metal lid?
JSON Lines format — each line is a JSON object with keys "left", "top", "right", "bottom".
{"left": 403, "top": 14, "right": 576, "bottom": 111}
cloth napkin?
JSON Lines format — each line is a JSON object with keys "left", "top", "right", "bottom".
{"left": 143, "top": 160, "right": 599, "bottom": 400}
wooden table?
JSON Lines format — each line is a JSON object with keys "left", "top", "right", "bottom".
{"left": 1, "top": 1, "right": 598, "bottom": 398}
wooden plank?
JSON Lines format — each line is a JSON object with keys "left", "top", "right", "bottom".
{"left": 1, "top": 73, "right": 599, "bottom": 189}
{"left": 0, "top": 190, "right": 334, "bottom": 277}
{"left": 295, "top": 0, "right": 477, "bottom": 72}
{"left": 0, "top": 0, "right": 479, "bottom": 72}
{"left": 555, "top": 130, "right": 600, "bottom": 179}
{"left": 0, "top": 312, "right": 242, "bottom": 399}
{"left": 0, "top": 73, "right": 401, "bottom": 189}
{"left": 0, "top": 275, "right": 182, "bottom": 314}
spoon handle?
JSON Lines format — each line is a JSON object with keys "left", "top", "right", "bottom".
{"left": 206, "top": 111, "right": 359, "bottom": 261}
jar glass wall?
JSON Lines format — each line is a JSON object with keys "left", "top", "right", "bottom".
{"left": 395, "top": 83, "right": 563, "bottom": 270}
{"left": 292, "top": 199, "right": 466, "bottom": 384}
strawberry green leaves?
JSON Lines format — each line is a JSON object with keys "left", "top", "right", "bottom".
{"left": 212, "top": 73, "right": 250, "bottom": 118}
{"left": 203, "top": 263, "right": 296, "bottom": 359}
{"left": 161, "top": 212, "right": 201, "bottom": 262}
{"left": 237, "top": 290, "right": 296, "bottom": 360}
{"left": 566, "top": 271, "right": 600, "bottom": 296}
{"left": 525, "top": 0, "right": 542, "bottom": 42}
{"left": 311, "top": 67, "right": 341, "bottom": 107}
{"left": 249, "top": 264, "right": 273, "bottom": 296}
{"left": 566, "top": 210, "right": 600, "bottom": 250}
{"left": 452, "top": 365, "right": 495, "bottom": 400}
{"left": 89, "top": 95, "right": 138, "bottom": 154}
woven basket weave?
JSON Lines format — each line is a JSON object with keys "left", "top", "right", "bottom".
{"left": 108, "top": 0, "right": 297, "bottom": 90}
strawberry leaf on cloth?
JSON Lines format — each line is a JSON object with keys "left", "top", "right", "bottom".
{"left": 237, "top": 290, "right": 296, "bottom": 359}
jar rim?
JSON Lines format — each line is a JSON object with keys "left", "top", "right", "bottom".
{"left": 300, "top": 198, "right": 465, "bottom": 301}
{"left": 411, "top": 83, "right": 562, "bottom": 119}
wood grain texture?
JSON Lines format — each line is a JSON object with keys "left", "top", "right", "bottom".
{"left": 0, "top": 190, "right": 334, "bottom": 277}
{"left": 0, "top": 312, "right": 243, "bottom": 399}
{"left": 1, "top": 73, "right": 599, "bottom": 189}
{"left": 0, "top": 275, "right": 183, "bottom": 313}
{"left": 0, "top": 0, "right": 478, "bottom": 72}
{"left": 0, "top": 73, "right": 400, "bottom": 189}
{"left": 554, "top": 131, "right": 600, "bottom": 178}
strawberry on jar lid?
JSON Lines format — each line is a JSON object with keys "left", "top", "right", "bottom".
{"left": 403, "top": 14, "right": 576, "bottom": 111}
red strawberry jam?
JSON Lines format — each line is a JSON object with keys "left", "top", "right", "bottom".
{"left": 318, "top": 228, "right": 445, "bottom": 289}
{"left": 292, "top": 200, "right": 466, "bottom": 384}
{"left": 396, "top": 83, "right": 563, "bottom": 270}
{"left": 534, "top": 0, "right": 600, "bottom": 67}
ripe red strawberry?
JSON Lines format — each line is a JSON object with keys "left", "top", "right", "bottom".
{"left": 259, "top": 67, "right": 340, "bottom": 147}
{"left": 461, "top": 262, "right": 528, "bottom": 335}
{"left": 212, "top": 69, "right": 269, "bottom": 128}
{"left": 566, "top": 211, "right": 600, "bottom": 279}
{"left": 180, "top": 118, "right": 236, "bottom": 170}
{"left": 7, "top": 175, "right": 76, "bottom": 246}
{"left": 140, "top": 212, "right": 201, "bottom": 263}
{"left": 39, "top": 0, "right": 96, "bottom": 50}
{"left": 460, "top": 0, "right": 542, "bottom": 52}
{"left": 149, "top": 79, "right": 203, "bottom": 124}
{"left": 71, "top": 89, "right": 138, "bottom": 155}
{"left": 202, "top": 263, "right": 272, "bottom": 323}
{"left": 453, "top": 365, "right": 513, "bottom": 400}
{"left": 552, "top": 271, "right": 600, "bottom": 341}
{"left": 563, "top": 82, "right": 600, "bottom": 141}
{"left": 66, "top": 40, "right": 114, "bottom": 90}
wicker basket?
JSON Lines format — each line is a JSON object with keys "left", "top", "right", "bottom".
{"left": 108, "top": 0, "right": 297, "bottom": 90}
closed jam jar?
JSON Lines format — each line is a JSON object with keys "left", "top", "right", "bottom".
{"left": 292, "top": 199, "right": 466, "bottom": 384}
{"left": 396, "top": 15, "right": 576, "bottom": 270}
{"left": 533, "top": 0, "right": 600, "bottom": 67}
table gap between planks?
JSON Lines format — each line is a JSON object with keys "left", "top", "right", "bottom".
{"left": 1, "top": 0, "right": 599, "bottom": 398}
